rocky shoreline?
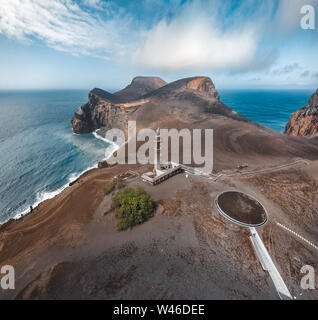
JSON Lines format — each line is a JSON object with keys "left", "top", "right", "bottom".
{"left": 1, "top": 76, "right": 318, "bottom": 300}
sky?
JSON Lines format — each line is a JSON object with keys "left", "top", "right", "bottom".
{"left": 0, "top": 0, "right": 317, "bottom": 90}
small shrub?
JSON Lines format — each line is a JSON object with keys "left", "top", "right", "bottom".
{"left": 112, "top": 187, "right": 155, "bottom": 231}
{"left": 116, "top": 177, "right": 126, "bottom": 189}
{"left": 103, "top": 180, "right": 117, "bottom": 195}
{"left": 103, "top": 177, "right": 126, "bottom": 195}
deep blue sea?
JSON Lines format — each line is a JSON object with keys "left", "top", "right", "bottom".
{"left": 0, "top": 89, "right": 313, "bottom": 222}
{"left": 0, "top": 90, "right": 116, "bottom": 223}
{"left": 219, "top": 90, "right": 312, "bottom": 132}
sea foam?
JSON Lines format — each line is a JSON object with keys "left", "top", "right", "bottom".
{"left": 12, "top": 130, "right": 121, "bottom": 222}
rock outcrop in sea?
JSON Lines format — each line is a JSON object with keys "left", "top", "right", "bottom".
{"left": 71, "top": 76, "right": 318, "bottom": 171}
{"left": 285, "top": 89, "right": 318, "bottom": 136}
{"left": 3, "top": 76, "right": 318, "bottom": 300}
{"left": 71, "top": 76, "right": 225, "bottom": 134}
{"left": 71, "top": 76, "right": 167, "bottom": 134}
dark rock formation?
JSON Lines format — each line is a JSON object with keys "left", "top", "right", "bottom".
{"left": 98, "top": 160, "right": 117, "bottom": 169}
{"left": 71, "top": 76, "right": 318, "bottom": 167}
{"left": 71, "top": 88, "right": 129, "bottom": 134}
{"left": 71, "top": 76, "right": 235, "bottom": 134}
{"left": 69, "top": 178, "right": 79, "bottom": 186}
{"left": 71, "top": 77, "right": 166, "bottom": 134}
{"left": 285, "top": 89, "right": 318, "bottom": 136}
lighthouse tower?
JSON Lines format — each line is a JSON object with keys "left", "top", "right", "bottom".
{"left": 154, "top": 128, "right": 161, "bottom": 175}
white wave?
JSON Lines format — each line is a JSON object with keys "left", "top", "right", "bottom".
{"left": 92, "top": 129, "right": 110, "bottom": 143}
{"left": 11, "top": 130, "right": 123, "bottom": 222}
{"left": 92, "top": 129, "right": 122, "bottom": 146}
{"left": 13, "top": 166, "right": 95, "bottom": 221}
{"left": 13, "top": 183, "right": 69, "bottom": 220}
{"left": 92, "top": 129, "right": 122, "bottom": 160}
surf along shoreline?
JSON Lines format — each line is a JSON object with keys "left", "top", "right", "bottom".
{"left": 1, "top": 130, "right": 121, "bottom": 226}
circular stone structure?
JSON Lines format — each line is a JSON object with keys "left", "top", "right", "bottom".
{"left": 215, "top": 191, "right": 267, "bottom": 227}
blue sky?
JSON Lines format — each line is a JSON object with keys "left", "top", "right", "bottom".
{"left": 0, "top": 0, "right": 317, "bottom": 90}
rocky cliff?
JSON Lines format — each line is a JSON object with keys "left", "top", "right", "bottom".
{"left": 285, "top": 89, "right": 318, "bottom": 136}
{"left": 71, "top": 77, "right": 166, "bottom": 134}
{"left": 71, "top": 88, "right": 127, "bottom": 134}
{"left": 71, "top": 76, "right": 227, "bottom": 134}
{"left": 4, "top": 77, "right": 318, "bottom": 301}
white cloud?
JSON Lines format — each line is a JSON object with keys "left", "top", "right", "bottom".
{"left": 0, "top": 0, "right": 305, "bottom": 74}
{"left": 82, "top": 0, "right": 101, "bottom": 7}
{"left": 0, "top": 0, "right": 131, "bottom": 59}
{"left": 81, "top": 0, "right": 110, "bottom": 11}
{"left": 132, "top": 17, "right": 258, "bottom": 72}
{"left": 131, "top": 1, "right": 278, "bottom": 73}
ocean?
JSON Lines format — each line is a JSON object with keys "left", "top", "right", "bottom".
{"left": 0, "top": 90, "right": 117, "bottom": 223}
{"left": 219, "top": 89, "right": 313, "bottom": 132}
{"left": 0, "top": 89, "right": 313, "bottom": 223}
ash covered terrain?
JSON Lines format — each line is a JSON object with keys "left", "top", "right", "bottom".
{"left": 1, "top": 76, "right": 318, "bottom": 300}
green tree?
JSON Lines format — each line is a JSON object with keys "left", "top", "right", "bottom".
{"left": 112, "top": 187, "right": 155, "bottom": 230}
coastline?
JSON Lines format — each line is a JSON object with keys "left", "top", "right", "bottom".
{"left": 1, "top": 89, "right": 312, "bottom": 226}
{"left": 1, "top": 95, "right": 318, "bottom": 299}
{"left": 4, "top": 130, "right": 121, "bottom": 225}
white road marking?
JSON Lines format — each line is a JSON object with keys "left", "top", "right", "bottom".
{"left": 276, "top": 222, "right": 318, "bottom": 251}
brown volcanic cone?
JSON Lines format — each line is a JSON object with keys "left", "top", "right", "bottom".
{"left": 72, "top": 76, "right": 318, "bottom": 170}
{"left": 114, "top": 76, "right": 167, "bottom": 101}
{"left": 2, "top": 76, "right": 318, "bottom": 300}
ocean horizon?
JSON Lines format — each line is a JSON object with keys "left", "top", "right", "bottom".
{"left": 0, "top": 89, "right": 313, "bottom": 223}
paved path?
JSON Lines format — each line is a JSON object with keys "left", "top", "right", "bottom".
{"left": 249, "top": 227, "right": 293, "bottom": 300}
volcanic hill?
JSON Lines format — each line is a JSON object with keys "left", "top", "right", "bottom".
{"left": 0, "top": 76, "right": 318, "bottom": 300}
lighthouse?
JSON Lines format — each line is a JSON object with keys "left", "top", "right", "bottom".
{"left": 154, "top": 128, "right": 161, "bottom": 175}
{"left": 141, "top": 127, "right": 182, "bottom": 185}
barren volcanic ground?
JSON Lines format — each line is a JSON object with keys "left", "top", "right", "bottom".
{"left": 0, "top": 77, "right": 318, "bottom": 300}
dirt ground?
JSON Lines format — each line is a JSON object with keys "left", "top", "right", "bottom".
{"left": 0, "top": 158, "right": 317, "bottom": 300}
{"left": 2, "top": 77, "right": 318, "bottom": 300}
